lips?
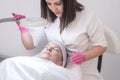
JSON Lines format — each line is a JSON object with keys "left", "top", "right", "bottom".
{"left": 54, "top": 12, "right": 60, "bottom": 15}
{"left": 44, "top": 50, "right": 51, "bottom": 55}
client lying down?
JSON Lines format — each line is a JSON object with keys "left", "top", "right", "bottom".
{"left": 0, "top": 42, "right": 71, "bottom": 80}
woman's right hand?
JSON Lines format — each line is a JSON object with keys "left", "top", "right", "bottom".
{"left": 12, "top": 13, "right": 29, "bottom": 33}
{"left": 12, "top": 13, "right": 35, "bottom": 50}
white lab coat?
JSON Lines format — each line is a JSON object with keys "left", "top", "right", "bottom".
{"left": 29, "top": 8, "right": 107, "bottom": 80}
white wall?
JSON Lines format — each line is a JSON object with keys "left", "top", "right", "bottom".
{"left": 80, "top": 0, "right": 120, "bottom": 80}
{"left": 0, "top": 0, "right": 45, "bottom": 58}
{"left": 0, "top": 0, "right": 120, "bottom": 80}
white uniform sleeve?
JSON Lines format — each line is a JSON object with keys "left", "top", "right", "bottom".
{"left": 29, "top": 29, "right": 48, "bottom": 47}
{"left": 86, "top": 13, "right": 107, "bottom": 47}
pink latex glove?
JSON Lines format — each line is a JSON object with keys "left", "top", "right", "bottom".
{"left": 70, "top": 52, "right": 86, "bottom": 64}
{"left": 12, "top": 13, "right": 29, "bottom": 33}
{"left": 12, "top": 13, "right": 26, "bottom": 20}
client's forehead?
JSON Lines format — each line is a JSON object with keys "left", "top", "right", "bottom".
{"left": 47, "top": 42, "right": 62, "bottom": 55}
{"left": 47, "top": 42, "right": 60, "bottom": 48}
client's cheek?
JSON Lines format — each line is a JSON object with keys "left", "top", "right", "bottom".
{"left": 39, "top": 53, "right": 50, "bottom": 59}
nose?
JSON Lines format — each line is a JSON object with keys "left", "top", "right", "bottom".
{"left": 51, "top": 5, "right": 58, "bottom": 13}
{"left": 47, "top": 47, "right": 53, "bottom": 52}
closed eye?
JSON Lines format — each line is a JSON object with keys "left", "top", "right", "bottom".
{"left": 46, "top": 1, "right": 62, "bottom": 6}
{"left": 54, "top": 48, "right": 60, "bottom": 53}
{"left": 46, "top": 2, "right": 51, "bottom": 6}
{"left": 55, "top": 1, "right": 62, "bottom": 5}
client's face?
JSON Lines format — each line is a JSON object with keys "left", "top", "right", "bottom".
{"left": 39, "top": 42, "right": 63, "bottom": 66}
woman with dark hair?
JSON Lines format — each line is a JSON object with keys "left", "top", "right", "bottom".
{"left": 41, "top": 0, "right": 84, "bottom": 33}
{"left": 13, "top": 0, "right": 107, "bottom": 80}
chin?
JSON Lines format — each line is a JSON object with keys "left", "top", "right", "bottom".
{"left": 58, "top": 15, "right": 62, "bottom": 18}
{"left": 56, "top": 14, "right": 62, "bottom": 17}
{"left": 40, "top": 54, "right": 49, "bottom": 59}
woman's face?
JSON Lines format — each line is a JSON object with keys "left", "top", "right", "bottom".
{"left": 45, "top": 0, "right": 63, "bottom": 17}
{"left": 39, "top": 42, "right": 63, "bottom": 66}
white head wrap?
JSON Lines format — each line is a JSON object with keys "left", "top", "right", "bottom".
{"left": 48, "top": 41, "right": 67, "bottom": 67}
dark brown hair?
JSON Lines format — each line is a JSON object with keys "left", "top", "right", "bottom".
{"left": 41, "top": 0, "right": 84, "bottom": 33}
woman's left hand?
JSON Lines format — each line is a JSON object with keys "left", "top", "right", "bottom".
{"left": 70, "top": 52, "right": 86, "bottom": 64}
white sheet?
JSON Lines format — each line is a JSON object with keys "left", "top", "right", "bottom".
{"left": 0, "top": 56, "right": 72, "bottom": 80}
